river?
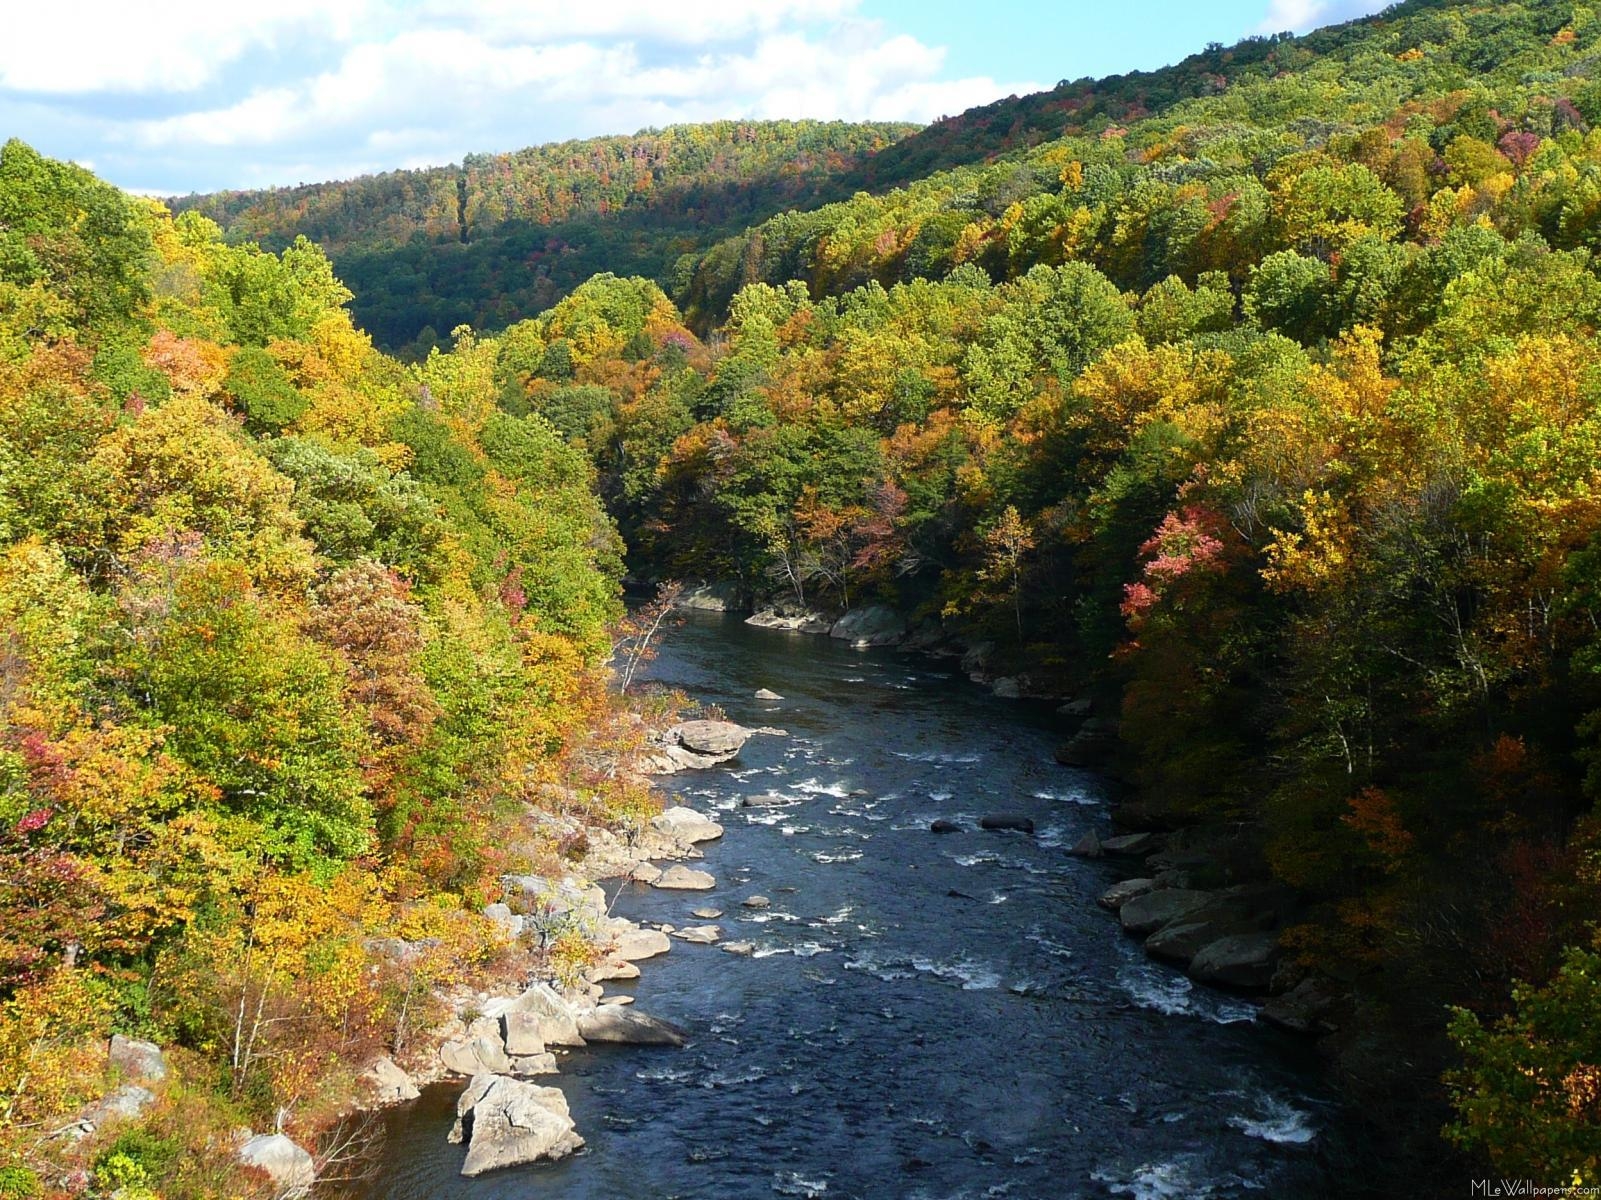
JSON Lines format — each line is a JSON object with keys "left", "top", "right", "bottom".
{"left": 347, "top": 611, "right": 1364, "bottom": 1199}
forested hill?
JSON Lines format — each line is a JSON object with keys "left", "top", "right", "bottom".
{"left": 369, "top": 0, "right": 1601, "bottom": 1183}
{"left": 169, "top": 121, "right": 916, "bottom": 352}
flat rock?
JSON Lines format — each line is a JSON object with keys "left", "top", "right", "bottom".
{"left": 629, "top": 862, "right": 663, "bottom": 884}
{"left": 108, "top": 1034, "right": 167, "bottom": 1083}
{"left": 238, "top": 1133, "right": 316, "bottom": 1197}
{"left": 610, "top": 926, "right": 671, "bottom": 961}
{"left": 691, "top": 907, "right": 723, "bottom": 919}
{"left": 670, "top": 720, "right": 753, "bottom": 757}
{"left": 1188, "top": 933, "right": 1281, "bottom": 990}
{"left": 576, "top": 1007, "right": 688, "bottom": 1047}
{"left": 743, "top": 793, "right": 793, "bottom": 808}
{"left": 1118, "top": 888, "right": 1214, "bottom": 936}
{"left": 450, "top": 1074, "right": 583, "bottom": 1176}
{"left": 364, "top": 1056, "right": 420, "bottom": 1104}
{"left": 755, "top": 688, "right": 784, "bottom": 700}
{"left": 598, "top": 995, "right": 635, "bottom": 1006}
{"left": 741, "top": 895, "right": 771, "bottom": 909}
{"left": 674, "top": 924, "right": 721, "bottom": 944}
{"left": 723, "top": 941, "right": 756, "bottom": 955}
{"left": 587, "top": 957, "right": 641, "bottom": 982}
{"left": 649, "top": 805, "right": 725, "bottom": 844}
{"left": 1098, "top": 878, "right": 1158, "bottom": 910}
{"left": 749, "top": 609, "right": 833, "bottom": 634}
{"left": 653, "top": 865, "right": 716, "bottom": 891}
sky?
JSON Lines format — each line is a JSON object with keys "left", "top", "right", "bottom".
{"left": 0, "top": 0, "right": 1392, "bottom": 196}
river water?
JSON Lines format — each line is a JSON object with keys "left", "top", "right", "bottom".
{"left": 349, "top": 612, "right": 1365, "bottom": 1199}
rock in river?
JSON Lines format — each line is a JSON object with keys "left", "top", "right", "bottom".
{"left": 364, "top": 1056, "right": 421, "bottom": 1104}
{"left": 674, "top": 924, "right": 721, "bottom": 944}
{"left": 653, "top": 865, "right": 716, "bottom": 891}
{"left": 930, "top": 818, "right": 961, "bottom": 834}
{"left": 672, "top": 720, "right": 753, "bottom": 757}
{"left": 829, "top": 605, "right": 908, "bottom": 647}
{"left": 649, "top": 805, "right": 725, "bottom": 844}
{"left": 755, "top": 688, "right": 784, "bottom": 700}
{"left": 450, "top": 1074, "right": 583, "bottom": 1177}
{"left": 1098, "top": 878, "right": 1158, "bottom": 910}
{"left": 576, "top": 1007, "right": 689, "bottom": 1047}
{"left": 979, "top": 814, "right": 1035, "bottom": 834}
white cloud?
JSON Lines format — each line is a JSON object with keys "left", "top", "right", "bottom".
{"left": 0, "top": 0, "right": 376, "bottom": 93}
{"left": 7, "top": 3, "right": 1039, "bottom": 192}
{"left": 1255, "top": 0, "right": 1392, "bottom": 35}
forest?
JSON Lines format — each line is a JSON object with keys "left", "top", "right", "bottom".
{"left": 7, "top": 0, "right": 1601, "bottom": 1191}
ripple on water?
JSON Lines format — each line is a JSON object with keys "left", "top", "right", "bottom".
{"left": 772, "top": 1172, "right": 830, "bottom": 1197}
{"left": 1227, "top": 1094, "right": 1317, "bottom": 1145}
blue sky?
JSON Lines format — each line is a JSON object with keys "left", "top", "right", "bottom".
{"left": 0, "top": 0, "right": 1389, "bottom": 196}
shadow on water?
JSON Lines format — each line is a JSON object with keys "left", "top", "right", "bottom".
{"left": 342, "top": 612, "right": 1368, "bottom": 1200}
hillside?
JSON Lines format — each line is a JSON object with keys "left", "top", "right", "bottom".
{"left": 170, "top": 121, "right": 918, "bottom": 351}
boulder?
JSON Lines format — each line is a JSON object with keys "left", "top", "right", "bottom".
{"left": 653, "top": 865, "right": 716, "bottom": 891}
{"left": 1098, "top": 878, "right": 1158, "bottom": 910}
{"left": 1118, "top": 888, "right": 1214, "bottom": 936}
{"left": 1101, "top": 832, "right": 1158, "bottom": 857}
{"left": 746, "top": 607, "right": 834, "bottom": 634}
{"left": 675, "top": 581, "right": 747, "bottom": 612}
{"left": 674, "top": 924, "right": 721, "bottom": 945}
{"left": 1143, "top": 920, "right": 1235, "bottom": 965}
{"left": 587, "top": 957, "right": 641, "bottom": 982}
{"left": 629, "top": 862, "right": 664, "bottom": 884}
{"left": 364, "top": 1056, "right": 420, "bottom": 1104}
{"left": 671, "top": 721, "right": 752, "bottom": 757}
{"left": 508, "top": 1053, "right": 560, "bottom": 1076}
{"left": 1068, "top": 830, "right": 1103, "bottom": 858}
{"left": 722, "top": 941, "right": 756, "bottom": 956}
{"left": 1188, "top": 933, "right": 1281, "bottom": 990}
{"left": 440, "top": 1034, "right": 512, "bottom": 1077}
{"left": 502, "top": 1011, "right": 547, "bottom": 1057}
{"left": 79, "top": 1085, "right": 155, "bottom": 1134}
{"left": 238, "top": 1133, "right": 316, "bottom": 1197}
{"left": 830, "top": 605, "right": 908, "bottom": 647}
{"left": 979, "top": 814, "right": 1035, "bottom": 834}
{"left": 743, "top": 793, "right": 792, "bottom": 808}
{"left": 1057, "top": 697, "right": 1094, "bottom": 719}
{"left": 450, "top": 1074, "right": 583, "bottom": 1177}
{"left": 506, "top": 984, "right": 586, "bottom": 1048}
{"left": 990, "top": 677, "right": 1022, "bottom": 699}
{"left": 575, "top": 1007, "right": 688, "bottom": 1047}
{"left": 649, "top": 805, "right": 725, "bottom": 844}
{"left": 930, "top": 819, "right": 961, "bottom": 834}
{"left": 1261, "top": 977, "right": 1340, "bottom": 1035}
{"left": 741, "top": 895, "right": 771, "bottom": 909}
{"left": 108, "top": 1034, "right": 166, "bottom": 1083}
{"left": 755, "top": 688, "right": 784, "bottom": 701}
{"left": 483, "top": 902, "right": 524, "bottom": 938}
{"left": 610, "top": 926, "right": 671, "bottom": 961}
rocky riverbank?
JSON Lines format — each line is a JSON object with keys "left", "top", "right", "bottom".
{"left": 350, "top": 719, "right": 772, "bottom": 1183}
